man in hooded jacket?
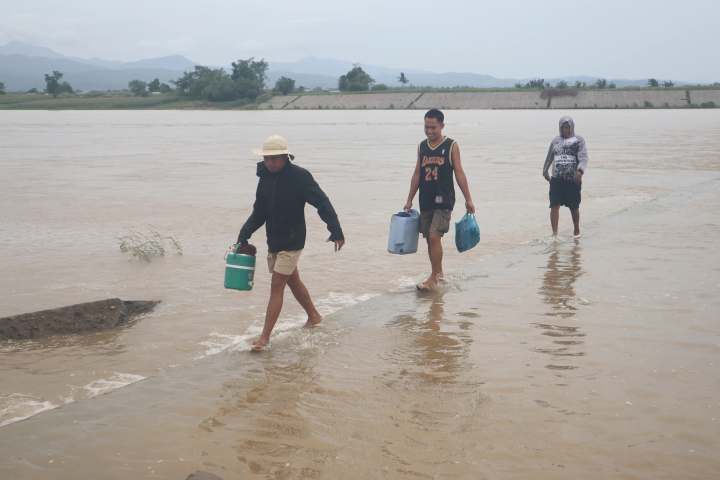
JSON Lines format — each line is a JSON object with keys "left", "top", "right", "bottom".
{"left": 237, "top": 135, "right": 345, "bottom": 351}
{"left": 542, "top": 116, "right": 588, "bottom": 238}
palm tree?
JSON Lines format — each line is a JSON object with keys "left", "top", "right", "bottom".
{"left": 514, "top": 82, "right": 523, "bottom": 89}
{"left": 574, "top": 80, "right": 583, "bottom": 88}
{"left": 555, "top": 80, "right": 568, "bottom": 89}
{"left": 397, "top": 72, "right": 409, "bottom": 88}
{"left": 662, "top": 80, "right": 674, "bottom": 87}
{"left": 594, "top": 78, "right": 608, "bottom": 89}
{"left": 646, "top": 78, "right": 659, "bottom": 87}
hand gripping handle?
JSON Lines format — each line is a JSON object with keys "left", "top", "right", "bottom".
{"left": 223, "top": 244, "right": 240, "bottom": 261}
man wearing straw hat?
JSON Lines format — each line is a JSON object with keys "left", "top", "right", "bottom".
{"left": 237, "top": 135, "right": 345, "bottom": 351}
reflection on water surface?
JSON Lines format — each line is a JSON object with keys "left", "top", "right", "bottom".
{"left": 536, "top": 243, "right": 586, "bottom": 372}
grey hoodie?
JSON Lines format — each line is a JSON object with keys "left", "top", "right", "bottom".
{"left": 542, "top": 115, "right": 588, "bottom": 182}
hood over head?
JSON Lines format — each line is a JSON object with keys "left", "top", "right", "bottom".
{"left": 558, "top": 115, "right": 575, "bottom": 138}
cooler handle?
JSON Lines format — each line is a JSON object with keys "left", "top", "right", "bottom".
{"left": 224, "top": 244, "right": 241, "bottom": 261}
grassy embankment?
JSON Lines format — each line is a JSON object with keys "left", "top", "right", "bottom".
{"left": 290, "top": 85, "right": 720, "bottom": 96}
{"left": 1, "top": 86, "right": 718, "bottom": 110}
{"left": 0, "top": 92, "right": 259, "bottom": 110}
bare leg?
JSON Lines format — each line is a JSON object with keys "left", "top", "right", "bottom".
{"left": 571, "top": 209, "right": 580, "bottom": 236}
{"left": 421, "top": 233, "right": 444, "bottom": 288}
{"left": 286, "top": 268, "right": 323, "bottom": 328}
{"left": 254, "top": 271, "right": 291, "bottom": 347}
{"left": 550, "top": 205, "right": 561, "bottom": 236}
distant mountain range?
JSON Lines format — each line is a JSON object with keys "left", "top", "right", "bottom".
{"left": 0, "top": 41, "right": 693, "bottom": 92}
{"left": 0, "top": 41, "right": 198, "bottom": 91}
{"left": 0, "top": 41, "right": 197, "bottom": 71}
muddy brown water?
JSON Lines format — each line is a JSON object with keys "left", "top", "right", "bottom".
{"left": 0, "top": 110, "right": 719, "bottom": 478}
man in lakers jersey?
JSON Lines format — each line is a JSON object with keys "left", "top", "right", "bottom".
{"left": 403, "top": 109, "right": 475, "bottom": 291}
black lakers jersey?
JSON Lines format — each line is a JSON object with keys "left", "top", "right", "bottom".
{"left": 418, "top": 136, "right": 456, "bottom": 211}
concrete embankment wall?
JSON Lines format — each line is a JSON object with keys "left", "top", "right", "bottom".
{"left": 688, "top": 90, "right": 720, "bottom": 105}
{"left": 551, "top": 91, "right": 690, "bottom": 108}
{"left": 414, "top": 92, "right": 547, "bottom": 109}
{"left": 261, "top": 93, "right": 420, "bottom": 109}
{"left": 260, "top": 90, "right": 720, "bottom": 110}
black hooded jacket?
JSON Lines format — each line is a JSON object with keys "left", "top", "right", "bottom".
{"left": 237, "top": 160, "right": 344, "bottom": 253}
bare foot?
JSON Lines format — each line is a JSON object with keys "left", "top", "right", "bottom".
{"left": 251, "top": 340, "right": 268, "bottom": 351}
{"left": 303, "top": 313, "right": 323, "bottom": 328}
{"left": 418, "top": 273, "right": 443, "bottom": 290}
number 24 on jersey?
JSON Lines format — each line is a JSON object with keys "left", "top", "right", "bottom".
{"left": 424, "top": 166, "right": 438, "bottom": 181}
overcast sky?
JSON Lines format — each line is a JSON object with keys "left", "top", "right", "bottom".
{"left": 1, "top": 0, "right": 718, "bottom": 82}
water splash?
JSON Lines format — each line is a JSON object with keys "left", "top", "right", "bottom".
{"left": 392, "top": 276, "right": 418, "bottom": 289}
{"left": 82, "top": 373, "right": 146, "bottom": 397}
{"left": 315, "top": 292, "right": 378, "bottom": 316}
{"left": 198, "top": 332, "right": 255, "bottom": 358}
{"left": 0, "top": 393, "right": 59, "bottom": 427}
{"left": 202, "top": 291, "right": 380, "bottom": 356}
{"left": 536, "top": 235, "right": 574, "bottom": 245}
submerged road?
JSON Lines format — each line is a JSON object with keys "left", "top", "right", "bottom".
{"left": 1, "top": 179, "right": 719, "bottom": 479}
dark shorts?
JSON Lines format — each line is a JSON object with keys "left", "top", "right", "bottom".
{"left": 419, "top": 209, "right": 452, "bottom": 238}
{"left": 549, "top": 177, "right": 581, "bottom": 210}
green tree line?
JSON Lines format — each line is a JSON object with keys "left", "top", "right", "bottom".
{"left": 514, "top": 77, "right": 678, "bottom": 90}
{"left": 44, "top": 71, "right": 75, "bottom": 97}
{"left": 171, "top": 58, "right": 269, "bottom": 102}
{"left": 334, "top": 65, "right": 413, "bottom": 92}
{"left": 514, "top": 78, "right": 617, "bottom": 90}
{"left": 338, "top": 64, "right": 375, "bottom": 91}
{"left": 647, "top": 78, "right": 674, "bottom": 87}
{"left": 128, "top": 78, "right": 173, "bottom": 95}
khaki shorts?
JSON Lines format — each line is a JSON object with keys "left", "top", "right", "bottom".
{"left": 267, "top": 250, "right": 302, "bottom": 276}
{"left": 420, "top": 209, "right": 452, "bottom": 238}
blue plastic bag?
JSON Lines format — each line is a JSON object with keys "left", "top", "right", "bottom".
{"left": 455, "top": 213, "right": 480, "bottom": 253}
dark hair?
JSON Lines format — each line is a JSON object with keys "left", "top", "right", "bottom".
{"left": 424, "top": 109, "right": 444, "bottom": 124}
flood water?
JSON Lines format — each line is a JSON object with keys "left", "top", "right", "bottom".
{"left": 1, "top": 110, "right": 719, "bottom": 479}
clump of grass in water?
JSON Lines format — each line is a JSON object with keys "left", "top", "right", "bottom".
{"left": 118, "top": 226, "right": 182, "bottom": 262}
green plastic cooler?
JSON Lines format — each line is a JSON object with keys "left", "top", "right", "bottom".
{"left": 224, "top": 245, "right": 255, "bottom": 291}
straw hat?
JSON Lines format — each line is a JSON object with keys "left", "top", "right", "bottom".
{"left": 251, "top": 135, "right": 295, "bottom": 160}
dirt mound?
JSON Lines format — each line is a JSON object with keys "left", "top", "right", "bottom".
{"left": 186, "top": 472, "right": 224, "bottom": 480}
{"left": 0, "top": 298, "right": 159, "bottom": 341}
